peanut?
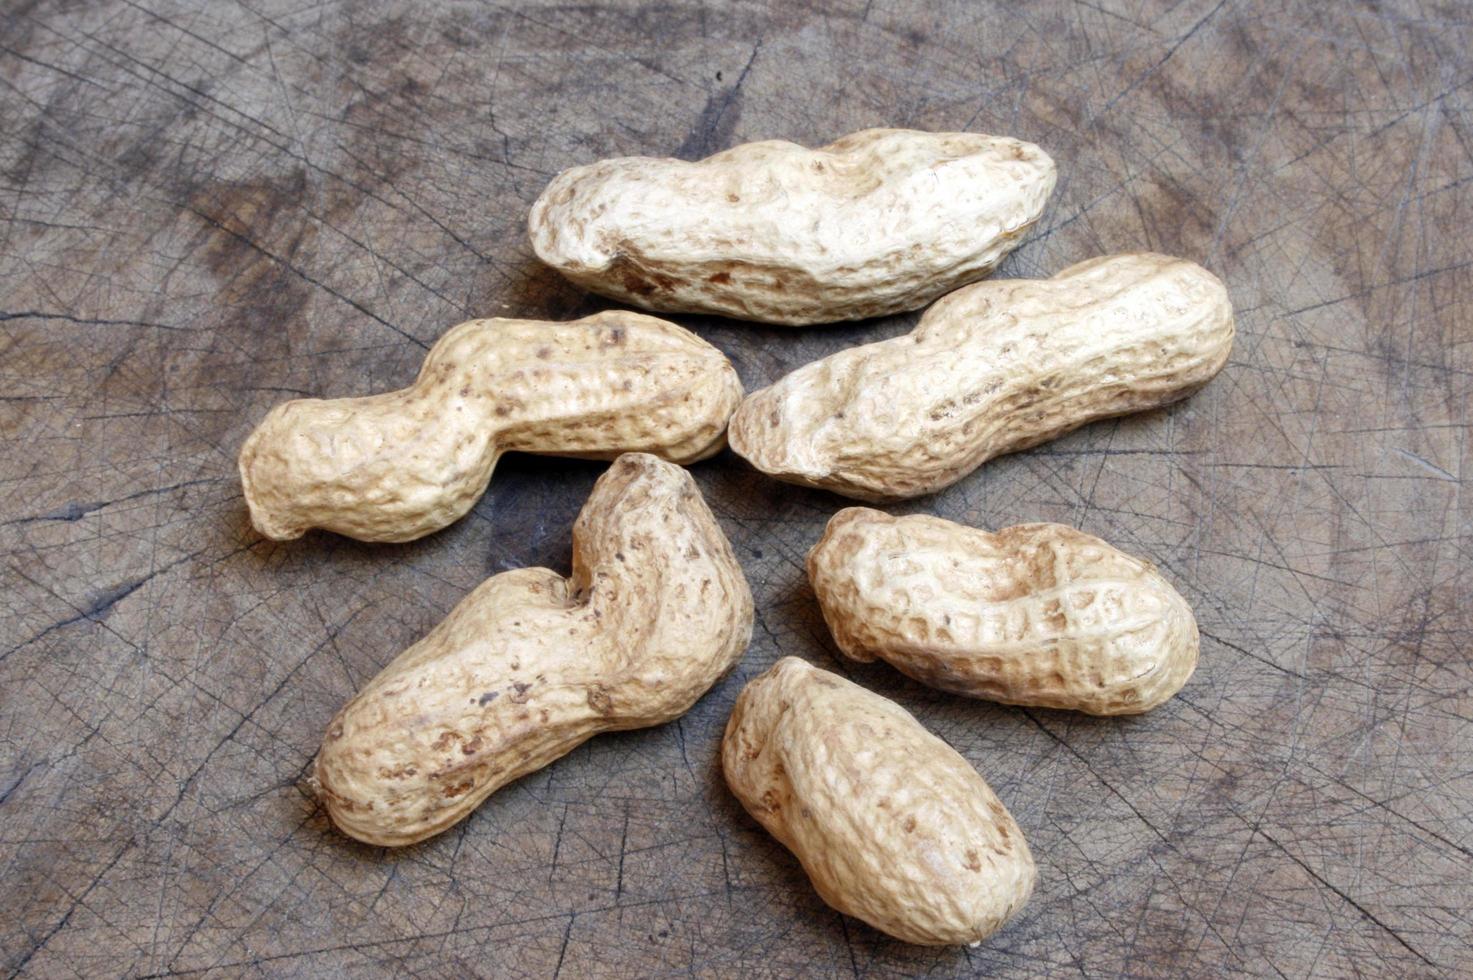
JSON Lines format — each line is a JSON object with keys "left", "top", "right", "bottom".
{"left": 809, "top": 509, "right": 1199, "bottom": 714}
{"left": 723, "top": 657, "right": 1034, "bottom": 946}
{"left": 314, "top": 453, "right": 753, "bottom": 846}
{"left": 528, "top": 128, "right": 1055, "bottom": 325}
{"left": 728, "top": 252, "right": 1234, "bottom": 499}
{"left": 239, "top": 311, "right": 743, "bottom": 542}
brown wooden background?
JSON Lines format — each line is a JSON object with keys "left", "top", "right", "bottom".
{"left": 2, "top": 1, "right": 1469, "bottom": 976}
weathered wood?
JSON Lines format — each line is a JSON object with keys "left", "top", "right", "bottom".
{"left": 1, "top": 1, "right": 1468, "bottom": 975}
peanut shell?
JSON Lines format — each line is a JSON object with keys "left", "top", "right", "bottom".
{"left": 239, "top": 311, "right": 742, "bottom": 542}
{"left": 529, "top": 128, "right": 1055, "bottom": 325}
{"left": 729, "top": 252, "right": 1234, "bottom": 499}
{"left": 314, "top": 454, "right": 754, "bottom": 846}
{"left": 808, "top": 508, "right": 1199, "bottom": 714}
{"left": 722, "top": 657, "right": 1034, "bottom": 946}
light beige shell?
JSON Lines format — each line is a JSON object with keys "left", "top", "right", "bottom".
{"left": 238, "top": 311, "right": 743, "bottom": 542}
{"left": 314, "top": 454, "right": 754, "bottom": 846}
{"left": 808, "top": 509, "right": 1199, "bottom": 715}
{"left": 528, "top": 129, "right": 1055, "bottom": 325}
{"left": 729, "top": 252, "right": 1235, "bottom": 499}
{"left": 723, "top": 657, "right": 1034, "bottom": 946}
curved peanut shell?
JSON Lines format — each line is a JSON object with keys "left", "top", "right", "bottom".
{"left": 528, "top": 129, "right": 1055, "bottom": 325}
{"left": 809, "top": 509, "right": 1199, "bottom": 714}
{"left": 723, "top": 657, "right": 1034, "bottom": 946}
{"left": 239, "top": 311, "right": 743, "bottom": 542}
{"left": 729, "top": 253, "right": 1235, "bottom": 499}
{"left": 314, "top": 454, "right": 754, "bottom": 846}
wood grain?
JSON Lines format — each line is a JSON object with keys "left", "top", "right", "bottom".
{"left": 1, "top": 0, "right": 1469, "bottom": 976}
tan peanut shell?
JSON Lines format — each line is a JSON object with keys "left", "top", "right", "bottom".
{"left": 723, "top": 657, "right": 1034, "bottom": 946}
{"left": 808, "top": 509, "right": 1199, "bottom": 714}
{"left": 729, "top": 252, "right": 1235, "bottom": 499}
{"left": 239, "top": 311, "right": 743, "bottom": 542}
{"left": 314, "top": 454, "right": 753, "bottom": 846}
{"left": 528, "top": 128, "right": 1055, "bottom": 325}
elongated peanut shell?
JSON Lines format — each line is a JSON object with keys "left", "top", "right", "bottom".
{"left": 729, "top": 253, "right": 1234, "bottom": 499}
{"left": 239, "top": 311, "right": 743, "bottom": 542}
{"left": 723, "top": 657, "right": 1034, "bottom": 945}
{"left": 528, "top": 129, "right": 1055, "bottom": 325}
{"left": 809, "top": 509, "right": 1199, "bottom": 714}
{"left": 314, "top": 454, "right": 754, "bottom": 846}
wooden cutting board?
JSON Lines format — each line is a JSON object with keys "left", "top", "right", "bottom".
{"left": 2, "top": 1, "right": 1468, "bottom": 975}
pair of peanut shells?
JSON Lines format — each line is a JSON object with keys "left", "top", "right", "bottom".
{"left": 316, "top": 453, "right": 1195, "bottom": 947}
{"left": 246, "top": 129, "right": 1231, "bottom": 947}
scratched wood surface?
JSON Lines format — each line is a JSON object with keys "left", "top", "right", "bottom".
{"left": 2, "top": 0, "right": 1470, "bottom": 976}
